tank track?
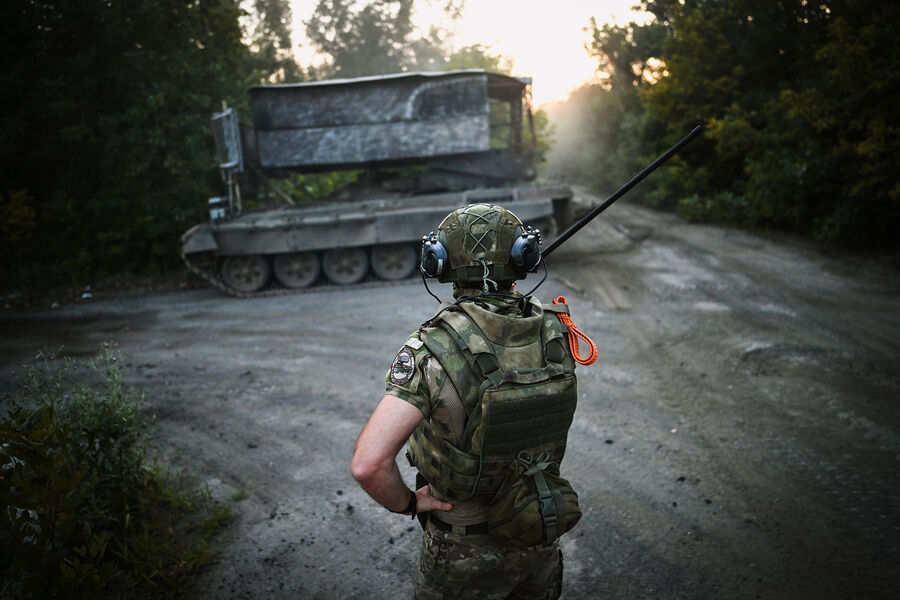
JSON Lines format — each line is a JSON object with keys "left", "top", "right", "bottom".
{"left": 180, "top": 249, "right": 420, "bottom": 299}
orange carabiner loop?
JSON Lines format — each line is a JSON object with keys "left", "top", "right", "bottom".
{"left": 552, "top": 296, "right": 598, "bottom": 366}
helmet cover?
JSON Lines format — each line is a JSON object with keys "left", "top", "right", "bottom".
{"left": 435, "top": 203, "right": 526, "bottom": 285}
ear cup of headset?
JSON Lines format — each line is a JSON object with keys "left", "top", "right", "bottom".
{"left": 511, "top": 227, "right": 542, "bottom": 273}
{"left": 420, "top": 233, "right": 448, "bottom": 278}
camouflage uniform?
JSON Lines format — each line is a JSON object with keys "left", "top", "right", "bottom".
{"left": 387, "top": 287, "right": 574, "bottom": 599}
{"left": 413, "top": 519, "right": 562, "bottom": 600}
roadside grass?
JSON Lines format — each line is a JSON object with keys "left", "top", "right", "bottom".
{"left": 0, "top": 343, "right": 235, "bottom": 599}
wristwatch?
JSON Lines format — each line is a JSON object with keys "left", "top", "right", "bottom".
{"left": 388, "top": 489, "right": 417, "bottom": 519}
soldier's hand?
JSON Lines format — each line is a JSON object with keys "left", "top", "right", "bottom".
{"left": 415, "top": 484, "right": 453, "bottom": 512}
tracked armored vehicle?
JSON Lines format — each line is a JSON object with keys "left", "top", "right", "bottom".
{"left": 180, "top": 70, "right": 574, "bottom": 296}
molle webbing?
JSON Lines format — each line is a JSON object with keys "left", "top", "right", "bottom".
{"left": 412, "top": 300, "right": 577, "bottom": 501}
{"left": 479, "top": 378, "right": 576, "bottom": 459}
{"left": 407, "top": 425, "right": 507, "bottom": 496}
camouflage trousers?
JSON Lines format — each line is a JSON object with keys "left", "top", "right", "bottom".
{"left": 413, "top": 518, "right": 563, "bottom": 600}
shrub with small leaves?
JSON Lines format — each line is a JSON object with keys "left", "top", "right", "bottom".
{"left": 0, "top": 344, "right": 234, "bottom": 599}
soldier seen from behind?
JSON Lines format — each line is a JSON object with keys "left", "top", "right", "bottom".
{"left": 351, "top": 203, "right": 596, "bottom": 599}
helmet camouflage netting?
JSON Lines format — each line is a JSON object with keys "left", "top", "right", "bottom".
{"left": 437, "top": 203, "right": 526, "bottom": 286}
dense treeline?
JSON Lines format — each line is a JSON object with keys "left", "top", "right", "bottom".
{"left": 1, "top": 1, "right": 255, "bottom": 292}
{"left": 545, "top": 0, "right": 899, "bottom": 249}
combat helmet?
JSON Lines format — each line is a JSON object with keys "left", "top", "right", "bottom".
{"left": 420, "top": 203, "right": 542, "bottom": 288}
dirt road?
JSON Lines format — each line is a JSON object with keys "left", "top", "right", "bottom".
{"left": 2, "top": 195, "right": 898, "bottom": 599}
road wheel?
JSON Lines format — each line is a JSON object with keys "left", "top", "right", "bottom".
{"left": 221, "top": 255, "right": 270, "bottom": 293}
{"left": 322, "top": 247, "right": 368, "bottom": 284}
{"left": 273, "top": 252, "right": 320, "bottom": 288}
{"left": 370, "top": 244, "right": 417, "bottom": 281}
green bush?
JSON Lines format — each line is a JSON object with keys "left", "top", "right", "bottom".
{"left": 0, "top": 344, "right": 234, "bottom": 599}
{"left": 677, "top": 191, "right": 752, "bottom": 225}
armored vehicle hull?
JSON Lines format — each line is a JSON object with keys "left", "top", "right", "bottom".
{"left": 182, "top": 70, "right": 573, "bottom": 296}
{"left": 181, "top": 185, "right": 573, "bottom": 295}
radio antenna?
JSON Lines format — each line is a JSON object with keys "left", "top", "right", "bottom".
{"left": 541, "top": 125, "right": 703, "bottom": 261}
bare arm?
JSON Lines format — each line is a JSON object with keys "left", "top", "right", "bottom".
{"left": 351, "top": 394, "right": 452, "bottom": 513}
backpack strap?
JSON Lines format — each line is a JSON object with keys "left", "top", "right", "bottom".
{"left": 434, "top": 306, "right": 569, "bottom": 385}
{"left": 519, "top": 451, "right": 562, "bottom": 544}
{"left": 541, "top": 301, "right": 569, "bottom": 315}
{"left": 433, "top": 308, "right": 504, "bottom": 387}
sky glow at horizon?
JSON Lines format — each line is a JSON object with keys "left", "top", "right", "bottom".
{"left": 289, "top": 0, "right": 651, "bottom": 106}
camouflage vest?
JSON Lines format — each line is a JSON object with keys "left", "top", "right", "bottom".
{"left": 408, "top": 297, "right": 577, "bottom": 502}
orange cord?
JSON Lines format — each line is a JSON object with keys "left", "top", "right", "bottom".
{"left": 552, "top": 296, "right": 598, "bottom": 366}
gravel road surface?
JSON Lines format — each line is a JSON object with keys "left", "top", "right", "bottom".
{"left": 2, "top": 195, "right": 898, "bottom": 599}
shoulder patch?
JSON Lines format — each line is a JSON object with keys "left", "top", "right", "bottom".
{"left": 389, "top": 346, "right": 416, "bottom": 385}
{"left": 406, "top": 337, "right": 424, "bottom": 350}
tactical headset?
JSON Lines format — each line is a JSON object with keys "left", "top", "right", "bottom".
{"left": 419, "top": 204, "right": 543, "bottom": 284}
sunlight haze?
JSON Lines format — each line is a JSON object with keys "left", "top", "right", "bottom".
{"left": 290, "top": 0, "right": 651, "bottom": 105}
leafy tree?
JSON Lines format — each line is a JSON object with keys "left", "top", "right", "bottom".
{"left": 304, "top": 0, "right": 481, "bottom": 77}
{"left": 547, "top": 0, "right": 898, "bottom": 249}
{"left": 444, "top": 43, "right": 512, "bottom": 73}
{"left": 242, "top": 0, "right": 305, "bottom": 83}
{"left": 305, "top": 0, "right": 416, "bottom": 77}
{"left": 0, "top": 0, "right": 250, "bottom": 291}
{"left": 642, "top": 0, "right": 899, "bottom": 246}
{"left": 749, "top": 1, "right": 900, "bottom": 245}
{"left": 545, "top": 12, "right": 668, "bottom": 197}
{"left": 0, "top": 0, "right": 308, "bottom": 294}
{"left": 641, "top": 0, "right": 832, "bottom": 202}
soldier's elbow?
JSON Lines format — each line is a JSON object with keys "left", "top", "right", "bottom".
{"left": 350, "top": 451, "right": 379, "bottom": 486}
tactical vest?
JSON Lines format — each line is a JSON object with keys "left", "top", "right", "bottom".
{"left": 407, "top": 297, "right": 578, "bottom": 502}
